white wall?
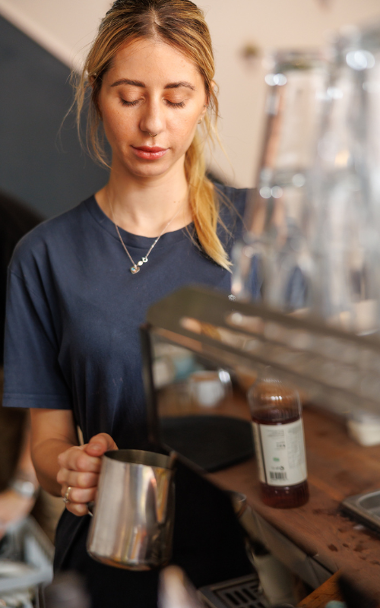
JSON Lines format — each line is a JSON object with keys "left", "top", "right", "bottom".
{"left": 1, "top": 0, "right": 380, "bottom": 187}
{"left": 0, "top": 0, "right": 111, "bottom": 67}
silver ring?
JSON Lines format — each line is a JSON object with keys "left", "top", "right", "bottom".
{"left": 63, "top": 486, "right": 72, "bottom": 505}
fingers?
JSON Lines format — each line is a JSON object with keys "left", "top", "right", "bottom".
{"left": 57, "top": 446, "right": 100, "bottom": 517}
{"left": 66, "top": 504, "right": 89, "bottom": 517}
{"left": 58, "top": 445, "right": 102, "bottom": 474}
{"left": 60, "top": 483, "right": 96, "bottom": 516}
{"left": 57, "top": 434, "right": 118, "bottom": 518}
{"left": 57, "top": 468, "right": 98, "bottom": 489}
{"left": 85, "top": 433, "right": 118, "bottom": 457}
{"left": 57, "top": 434, "right": 118, "bottom": 474}
{"left": 61, "top": 485, "right": 95, "bottom": 505}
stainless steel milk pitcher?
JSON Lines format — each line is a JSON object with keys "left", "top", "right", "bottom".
{"left": 87, "top": 449, "right": 175, "bottom": 570}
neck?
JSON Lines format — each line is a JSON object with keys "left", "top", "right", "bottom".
{"left": 96, "top": 163, "right": 192, "bottom": 237}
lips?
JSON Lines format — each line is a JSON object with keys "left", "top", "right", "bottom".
{"left": 132, "top": 145, "right": 168, "bottom": 160}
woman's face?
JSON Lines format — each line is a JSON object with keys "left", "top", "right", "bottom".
{"left": 97, "top": 38, "right": 209, "bottom": 180}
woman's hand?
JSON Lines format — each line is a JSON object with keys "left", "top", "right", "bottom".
{"left": 57, "top": 433, "right": 118, "bottom": 516}
{"left": 0, "top": 489, "right": 36, "bottom": 539}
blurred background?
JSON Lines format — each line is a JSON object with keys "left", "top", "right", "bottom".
{"left": 0, "top": 0, "right": 380, "bottom": 218}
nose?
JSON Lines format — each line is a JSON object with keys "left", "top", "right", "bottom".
{"left": 139, "top": 98, "right": 164, "bottom": 138}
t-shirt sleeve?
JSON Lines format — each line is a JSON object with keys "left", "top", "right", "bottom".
{"left": 3, "top": 269, "right": 72, "bottom": 410}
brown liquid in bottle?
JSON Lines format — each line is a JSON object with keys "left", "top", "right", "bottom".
{"left": 249, "top": 380, "right": 309, "bottom": 509}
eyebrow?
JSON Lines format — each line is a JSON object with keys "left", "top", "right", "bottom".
{"left": 165, "top": 81, "right": 195, "bottom": 91}
{"left": 110, "top": 78, "right": 195, "bottom": 91}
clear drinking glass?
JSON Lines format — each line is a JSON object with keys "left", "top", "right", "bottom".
{"left": 232, "top": 50, "right": 328, "bottom": 313}
{"left": 311, "top": 24, "right": 380, "bottom": 334}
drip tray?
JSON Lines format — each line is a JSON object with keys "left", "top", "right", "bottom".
{"left": 198, "top": 574, "right": 268, "bottom": 608}
{"left": 160, "top": 415, "right": 254, "bottom": 473}
{"left": 341, "top": 489, "right": 380, "bottom": 533}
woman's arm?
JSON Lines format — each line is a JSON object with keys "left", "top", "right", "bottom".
{"left": 30, "top": 409, "right": 117, "bottom": 516}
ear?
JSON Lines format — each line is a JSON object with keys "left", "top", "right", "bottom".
{"left": 208, "top": 80, "right": 216, "bottom": 100}
{"left": 200, "top": 103, "right": 208, "bottom": 121}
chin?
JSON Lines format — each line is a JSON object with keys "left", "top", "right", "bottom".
{"left": 129, "top": 165, "right": 170, "bottom": 179}
{"left": 126, "top": 157, "right": 182, "bottom": 179}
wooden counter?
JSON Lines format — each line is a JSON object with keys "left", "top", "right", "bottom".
{"left": 207, "top": 406, "right": 380, "bottom": 602}
{"left": 298, "top": 572, "right": 342, "bottom": 608}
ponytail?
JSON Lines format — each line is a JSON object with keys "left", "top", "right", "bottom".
{"left": 185, "top": 133, "right": 232, "bottom": 271}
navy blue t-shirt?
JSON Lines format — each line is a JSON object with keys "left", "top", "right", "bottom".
{"left": 3, "top": 186, "right": 248, "bottom": 446}
{"left": 3, "top": 186, "right": 253, "bottom": 606}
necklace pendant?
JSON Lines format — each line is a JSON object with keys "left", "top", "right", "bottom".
{"left": 130, "top": 265, "right": 140, "bottom": 274}
{"left": 142, "top": 257, "right": 148, "bottom": 263}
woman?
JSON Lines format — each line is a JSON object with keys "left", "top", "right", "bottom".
{"left": 4, "top": 1, "right": 253, "bottom": 606}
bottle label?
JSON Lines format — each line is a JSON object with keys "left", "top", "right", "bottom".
{"left": 252, "top": 419, "right": 307, "bottom": 486}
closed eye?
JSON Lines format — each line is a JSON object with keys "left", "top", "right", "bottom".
{"left": 166, "top": 100, "right": 185, "bottom": 108}
{"left": 120, "top": 98, "right": 139, "bottom": 107}
{"left": 120, "top": 98, "right": 186, "bottom": 108}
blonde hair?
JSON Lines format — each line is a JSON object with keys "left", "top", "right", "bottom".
{"left": 75, "top": 0, "right": 231, "bottom": 270}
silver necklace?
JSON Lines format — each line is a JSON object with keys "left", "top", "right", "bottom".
{"left": 111, "top": 199, "right": 183, "bottom": 275}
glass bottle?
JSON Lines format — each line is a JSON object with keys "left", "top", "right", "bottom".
{"left": 247, "top": 374, "right": 309, "bottom": 508}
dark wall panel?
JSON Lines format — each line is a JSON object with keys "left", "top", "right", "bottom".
{"left": 0, "top": 15, "right": 108, "bottom": 218}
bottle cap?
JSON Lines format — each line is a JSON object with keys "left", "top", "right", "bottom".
{"left": 247, "top": 374, "right": 301, "bottom": 421}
